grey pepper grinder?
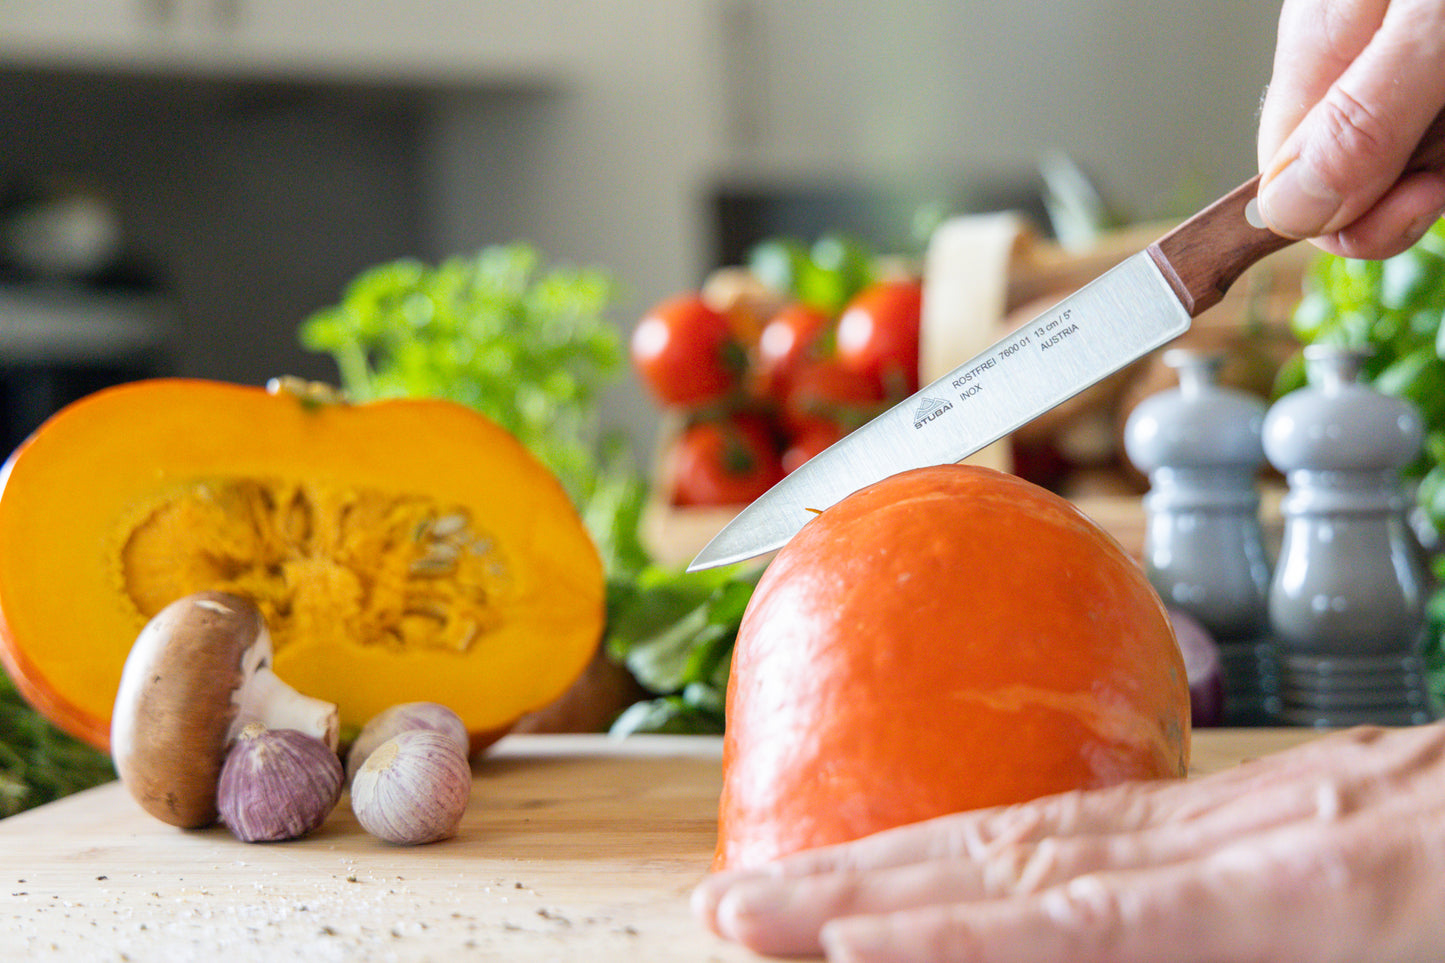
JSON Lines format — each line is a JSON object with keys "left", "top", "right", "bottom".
{"left": 1124, "top": 349, "right": 1279, "bottom": 724}
{"left": 1263, "top": 344, "right": 1437, "bottom": 726}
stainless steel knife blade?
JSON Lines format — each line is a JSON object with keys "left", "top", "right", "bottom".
{"left": 687, "top": 176, "right": 1295, "bottom": 572}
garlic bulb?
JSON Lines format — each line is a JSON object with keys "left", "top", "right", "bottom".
{"left": 217, "top": 723, "right": 344, "bottom": 842}
{"left": 345, "top": 701, "right": 469, "bottom": 783}
{"left": 350, "top": 729, "right": 471, "bottom": 845}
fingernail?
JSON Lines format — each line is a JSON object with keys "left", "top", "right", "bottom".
{"left": 1258, "top": 157, "right": 1342, "bottom": 238}
{"left": 714, "top": 877, "right": 786, "bottom": 936}
{"left": 692, "top": 871, "right": 753, "bottom": 934}
{"left": 1403, "top": 208, "right": 1445, "bottom": 248}
{"left": 820, "top": 917, "right": 889, "bottom": 962}
{"left": 691, "top": 881, "right": 725, "bottom": 933}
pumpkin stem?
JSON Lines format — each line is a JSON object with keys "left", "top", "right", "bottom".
{"left": 265, "top": 376, "right": 349, "bottom": 408}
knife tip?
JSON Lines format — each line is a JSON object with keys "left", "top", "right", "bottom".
{"left": 685, "top": 548, "right": 743, "bottom": 573}
{"left": 686, "top": 535, "right": 782, "bottom": 573}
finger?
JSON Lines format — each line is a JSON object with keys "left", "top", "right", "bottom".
{"left": 706, "top": 766, "right": 1397, "bottom": 959}
{"left": 694, "top": 777, "right": 1176, "bottom": 930}
{"left": 1257, "top": 0, "right": 1387, "bottom": 168}
{"left": 1258, "top": 0, "right": 1445, "bottom": 239}
{"left": 1311, "top": 168, "right": 1445, "bottom": 258}
{"left": 695, "top": 727, "right": 1407, "bottom": 932}
{"left": 701, "top": 727, "right": 1445, "bottom": 955}
{"left": 819, "top": 812, "right": 1445, "bottom": 963}
{"left": 713, "top": 726, "right": 1408, "bottom": 885}
{"left": 711, "top": 830, "right": 1207, "bottom": 959}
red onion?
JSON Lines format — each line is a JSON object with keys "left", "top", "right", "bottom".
{"left": 1168, "top": 607, "right": 1224, "bottom": 728}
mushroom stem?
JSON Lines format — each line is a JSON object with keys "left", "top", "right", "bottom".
{"left": 231, "top": 666, "right": 339, "bottom": 751}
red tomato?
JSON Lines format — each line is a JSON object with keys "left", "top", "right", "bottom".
{"left": 752, "top": 302, "right": 832, "bottom": 399}
{"left": 835, "top": 279, "right": 923, "bottom": 395}
{"left": 781, "top": 359, "right": 886, "bottom": 439}
{"left": 668, "top": 415, "right": 784, "bottom": 507}
{"left": 631, "top": 294, "right": 743, "bottom": 406}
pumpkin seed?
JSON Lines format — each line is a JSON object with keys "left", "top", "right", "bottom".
{"left": 409, "top": 554, "right": 458, "bottom": 577}
{"left": 120, "top": 477, "right": 508, "bottom": 657}
{"left": 430, "top": 513, "right": 467, "bottom": 538}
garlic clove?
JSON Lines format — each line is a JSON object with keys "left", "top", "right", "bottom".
{"left": 217, "top": 723, "right": 344, "bottom": 843}
{"left": 344, "top": 701, "right": 469, "bottom": 784}
{"left": 350, "top": 729, "right": 471, "bottom": 845}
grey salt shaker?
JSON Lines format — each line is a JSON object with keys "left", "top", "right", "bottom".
{"left": 1263, "top": 344, "right": 1436, "bottom": 726}
{"left": 1124, "top": 349, "right": 1279, "bottom": 724}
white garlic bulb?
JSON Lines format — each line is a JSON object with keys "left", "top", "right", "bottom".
{"left": 345, "top": 701, "right": 469, "bottom": 783}
{"left": 350, "top": 729, "right": 471, "bottom": 845}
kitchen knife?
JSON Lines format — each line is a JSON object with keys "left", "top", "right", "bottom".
{"left": 687, "top": 175, "right": 1293, "bottom": 572}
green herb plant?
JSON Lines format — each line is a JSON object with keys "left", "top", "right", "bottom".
{"left": 1, "top": 670, "right": 115, "bottom": 818}
{"left": 604, "top": 564, "right": 759, "bottom": 735}
{"left": 302, "top": 243, "right": 757, "bottom": 735}
{"left": 300, "top": 244, "right": 623, "bottom": 518}
{"left": 1282, "top": 221, "right": 1445, "bottom": 702}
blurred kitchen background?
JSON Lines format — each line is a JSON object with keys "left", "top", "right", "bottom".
{"left": 0, "top": 0, "right": 1283, "bottom": 456}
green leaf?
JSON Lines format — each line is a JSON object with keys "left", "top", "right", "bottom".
{"left": 748, "top": 237, "right": 811, "bottom": 297}
{"left": 1289, "top": 291, "right": 1336, "bottom": 343}
{"left": 1271, "top": 349, "right": 1308, "bottom": 400}
{"left": 1381, "top": 246, "right": 1443, "bottom": 311}
{"left": 1421, "top": 468, "right": 1445, "bottom": 535}
{"left": 1, "top": 668, "right": 115, "bottom": 818}
{"left": 619, "top": 604, "right": 720, "bottom": 694}
{"left": 608, "top": 694, "right": 724, "bottom": 736}
{"left": 1375, "top": 347, "right": 1445, "bottom": 425}
{"left": 605, "top": 565, "right": 758, "bottom": 695}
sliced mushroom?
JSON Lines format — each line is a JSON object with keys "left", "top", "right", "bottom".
{"left": 109, "top": 591, "right": 338, "bottom": 828}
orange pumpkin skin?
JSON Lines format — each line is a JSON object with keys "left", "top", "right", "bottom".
{"left": 715, "top": 464, "right": 1189, "bottom": 870}
{"left": 0, "top": 379, "right": 605, "bottom": 753}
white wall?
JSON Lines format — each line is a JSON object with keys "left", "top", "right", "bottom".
{"left": 423, "top": 0, "right": 1286, "bottom": 451}
{"left": 421, "top": 2, "right": 731, "bottom": 453}
{"left": 722, "top": 0, "right": 1280, "bottom": 211}
{"left": 0, "top": 1, "right": 1289, "bottom": 454}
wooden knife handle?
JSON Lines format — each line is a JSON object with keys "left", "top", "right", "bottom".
{"left": 1149, "top": 108, "right": 1445, "bottom": 317}
{"left": 1146, "top": 178, "right": 1291, "bottom": 317}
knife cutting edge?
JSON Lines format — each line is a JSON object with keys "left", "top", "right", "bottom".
{"left": 686, "top": 176, "right": 1294, "bottom": 572}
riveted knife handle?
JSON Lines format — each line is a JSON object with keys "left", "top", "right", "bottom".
{"left": 1146, "top": 177, "right": 1293, "bottom": 318}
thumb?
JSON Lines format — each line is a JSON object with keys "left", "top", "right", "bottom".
{"left": 1258, "top": 0, "right": 1445, "bottom": 240}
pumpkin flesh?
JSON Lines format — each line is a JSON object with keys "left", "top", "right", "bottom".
{"left": 0, "top": 379, "right": 605, "bottom": 752}
{"left": 716, "top": 464, "right": 1190, "bottom": 870}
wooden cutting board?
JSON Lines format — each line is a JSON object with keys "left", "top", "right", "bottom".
{"left": 0, "top": 729, "right": 1322, "bottom": 961}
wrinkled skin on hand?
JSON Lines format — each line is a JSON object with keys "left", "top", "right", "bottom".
{"left": 694, "top": 725, "right": 1445, "bottom": 963}
{"left": 1257, "top": 0, "right": 1445, "bottom": 258}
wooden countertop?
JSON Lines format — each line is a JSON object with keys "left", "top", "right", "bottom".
{"left": 0, "top": 729, "right": 1323, "bottom": 961}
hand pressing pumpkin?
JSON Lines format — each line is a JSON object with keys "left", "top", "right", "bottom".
{"left": 698, "top": 725, "right": 1445, "bottom": 962}
{"left": 715, "top": 464, "right": 1190, "bottom": 871}
{"left": 0, "top": 378, "right": 605, "bottom": 754}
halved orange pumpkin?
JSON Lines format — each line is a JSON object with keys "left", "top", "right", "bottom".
{"left": 0, "top": 378, "right": 605, "bottom": 753}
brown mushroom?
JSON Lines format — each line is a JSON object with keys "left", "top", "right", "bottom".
{"left": 109, "top": 591, "right": 339, "bottom": 828}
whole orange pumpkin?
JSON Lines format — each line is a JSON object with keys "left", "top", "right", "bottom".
{"left": 715, "top": 464, "right": 1189, "bottom": 870}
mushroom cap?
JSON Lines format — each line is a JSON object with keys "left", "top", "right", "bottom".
{"left": 110, "top": 591, "right": 267, "bottom": 828}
